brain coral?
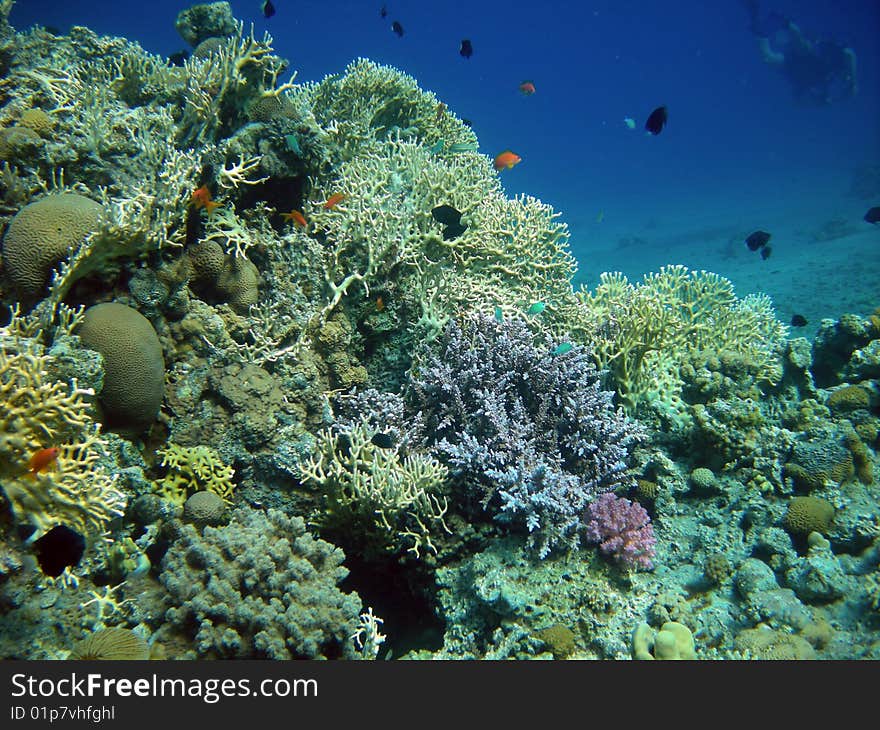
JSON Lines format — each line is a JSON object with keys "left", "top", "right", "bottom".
{"left": 783, "top": 496, "right": 835, "bottom": 536}
{"left": 2, "top": 193, "right": 103, "bottom": 297}
{"left": 77, "top": 302, "right": 164, "bottom": 431}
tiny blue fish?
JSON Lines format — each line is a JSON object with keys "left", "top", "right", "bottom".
{"left": 494, "top": 306, "right": 503, "bottom": 322}
{"left": 285, "top": 134, "right": 302, "bottom": 156}
{"left": 526, "top": 301, "right": 545, "bottom": 316}
{"left": 551, "top": 342, "right": 573, "bottom": 356}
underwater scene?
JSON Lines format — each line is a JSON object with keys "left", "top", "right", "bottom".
{"left": 0, "top": 0, "right": 878, "bottom": 661}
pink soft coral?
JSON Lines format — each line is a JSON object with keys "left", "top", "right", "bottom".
{"left": 584, "top": 493, "right": 656, "bottom": 570}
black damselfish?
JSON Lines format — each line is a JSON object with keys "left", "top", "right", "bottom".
{"left": 791, "top": 314, "right": 808, "bottom": 327}
{"left": 392, "top": 20, "right": 404, "bottom": 37}
{"left": 432, "top": 204, "right": 468, "bottom": 240}
{"left": 371, "top": 432, "right": 395, "bottom": 449}
{"left": 760, "top": 245, "right": 772, "bottom": 260}
{"left": 431, "top": 204, "right": 462, "bottom": 226}
{"left": 460, "top": 39, "right": 473, "bottom": 58}
{"left": 745, "top": 230, "right": 771, "bottom": 251}
{"left": 261, "top": 0, "right": 275, "bottom": 19}
{"left": 381, "top": 4, "right": 387, "bottom": 19}
{"left": 865, "top": 206, "right": 880, "bottom": 224}
{"left": 645, "top": 106, "right": 667, "bottom": 135}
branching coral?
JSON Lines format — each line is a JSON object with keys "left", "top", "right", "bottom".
{"left": 179, "top": 21, "right": 292, "bottom": 146}
{"left": 406, "top": 313, "right": 645, "bottom": 557}
{"left": 574, "top": 265, "right": 788, "bottom": 412}
{"left": 159, "top": 506, "right": 362, "bottom": 659}
{"left": 299, "top": 417, "right": 449, "bottom": 557}
{"left": 295, "top": 57, "right": 477, "bottom": 164}
{"left": 155, "top": 442, "right": 235, "bottom": 505}
{"left": 0, "top": 309, "right": 126, "bottom": 538}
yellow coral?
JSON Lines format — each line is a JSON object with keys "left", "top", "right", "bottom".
{"left": 154, "top": 443, "right": 235, "bottom": 505}
{"left": 0, "top": 311, "right": 126, "bottom": 538}
{"left": 574, "top": 265, "right": 787, "bottom": 411}
{"left": 299, "top": 418, "right": 449, "bottom": 557}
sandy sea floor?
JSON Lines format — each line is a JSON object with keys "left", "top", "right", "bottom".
{"left": 569, "top": 170, "right": 880, "bottom": 339}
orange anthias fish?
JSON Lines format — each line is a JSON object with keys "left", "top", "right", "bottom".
{"left": 376, "top": 295, "right": 385, "bottom": 312}
{"left": 493, "top": 150, "right": 522, "bottom": 171}
{"left": 281, "top": 209, "right": 307, "bottom": 227}
{"left": 27, "top": 447, "right": 60, "bottom": 478}
{"left": 190, "top": 185, "right": 220, "bottom": 214}
{"left": 323, "top": 193, "right": 346, "bottom": 210}
{"left": 519, "top": 80, "right": 536, "bottom": 95}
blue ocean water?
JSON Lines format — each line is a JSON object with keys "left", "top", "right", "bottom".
{"left": 14, "top": 1, "right": 879, "bottom": 295}
{"left": 2, "top": 0, "right": 880, "bottom": 663}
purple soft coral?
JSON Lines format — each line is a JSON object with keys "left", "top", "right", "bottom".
{"left": 584, "top": 493, "right": 656, "bottom": 570}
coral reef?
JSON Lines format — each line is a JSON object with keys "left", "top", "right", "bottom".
{"left": 158, "top": 507, "right": 362, "bottom": 659}
{"left": 406, "top": 313, "right": 645, "bottom": 557}
{"left": 0, "top": 3, "right": 877, "bottom": 664}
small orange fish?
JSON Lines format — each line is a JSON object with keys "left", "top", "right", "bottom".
{"left": 519, "top": 80, "right": 536, "bottom": 95}
{"left": 376, "top": 295, "right": 385, "bottom": 312}
{"left": 323, "top": 193, "right": 346, "bottom": 210}
{"left": 27, "top": 447, "right": 60, "bottom": 478}
{"left": 493, "top": 150, "right": 522, "bottom": 171}
{"left": 190, "top": 185, "right": 220, "bottom": 214}
{"left": 281, "top": 209, "right": 307, "bottom": 227}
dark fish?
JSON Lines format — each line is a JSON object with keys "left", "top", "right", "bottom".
{"left": 443, "top": 222, "right": 467, "bottom": 240}
{"left": 760, "top": 244, "right": 772, "bottom": 260}
{"left": 791, "top": 314, "right": 808, "bottom": 327}
{"left": 865, "top": 206, "right": 880, "bottom": 224}
{"left": 392, "top": 20, "right": 404, "bottom": 37}
{"left": 371, "top": 432, "right": 395, "bottom": 449}
{"left": 432, "top": 204, "right": 467, "bottom": 240}
{"left": 645, "top": 105, "right": 667, "bottom": 135}
{"left": 431, "top": 204, "right": 462, "bottom": 226}
{"left": 261, "top": 0, "right": 275, "bottom": 19}
{"left": 460, "top": 39, "right": 473, "bottom": 59}
{"left": 33, "top": 525, "right": 85, "bottom": 578}
{"left": 380, "top": 4, "right": 387, "bottom": 19}
{"left": 461, "top": 118, "right": 473, "bottom": 127}
{"left": 168, "top": 50, "right": 190, "bottom": 66}
{"left": 745, "top": 230, "right": 771, "bottom": 251}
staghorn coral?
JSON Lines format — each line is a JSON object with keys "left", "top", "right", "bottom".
{"left": 299, "top": 417, "right": 449, "bottom": 557}
{"left": 573, "top": 265, "right": 787, "bottom": 412}
{"left": 159, "top": 506, "right": 362, "bottom": 659}
{"left": 406, "top": 313, "right": 645, "bottom": 557}
{"left": 0, "top": 309, "right": 126, "bottom": 538}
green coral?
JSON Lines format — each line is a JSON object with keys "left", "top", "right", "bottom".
{"left": 299, "top": 418, "right": 449, "bottom": 557}
{"left": 573, "top": 265, "right": 787, "bottom": 412}
{"left": 296, "top": 57, "right": 477, "bottom": 164}
{"left": 782, "top": 496, "right": 835, "bottom": 536}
